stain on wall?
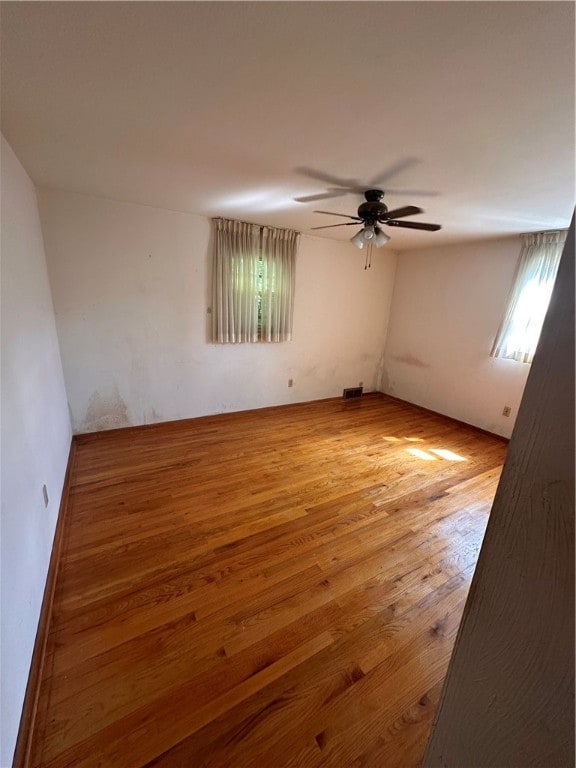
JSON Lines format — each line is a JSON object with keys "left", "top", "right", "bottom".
{"left": 390, "top": 353, "right": 430, "bottom": 368}
{"left": 83, "top": 386, "right": 131, "bottom": 433}
{"left": 145, "top": 407, "right": 162, "bottom": 425}
{"left": 375, "top": 352, "right": 386, "bottom": 392}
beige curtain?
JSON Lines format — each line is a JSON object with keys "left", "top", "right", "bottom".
{"left": 491, "top": 230, "right": 567, "bottom": 363}
{"left": 260, "top": 226, "right": 298, "bottom": 343}
{"left": 212, "top": 218, "right": 299, "bottom": 343}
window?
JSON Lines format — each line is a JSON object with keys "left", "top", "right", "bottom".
{"left": 491, "top": 230, "right": 567, "bottom": 364}
{"left": 212, "top": 218, "right": 299, "bottom": 343}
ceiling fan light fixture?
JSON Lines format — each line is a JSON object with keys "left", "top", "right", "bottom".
{"left": 374, "top": 226, "right": 391, "bottom": 248}
{"left": 351, "top": 224, "right": 391, "bottom": 250}
{"left": 350, "top": 229, "right": 367, "bottom": 249}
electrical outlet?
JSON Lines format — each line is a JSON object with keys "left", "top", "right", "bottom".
{"left": 42, "top": 484, "right": 49, "bottom": 507}
{"left": 502, "top": 405, "right": 511, "bottom": 417}
{"left": 288, "top": 378, "right": 294, "bottom": 387}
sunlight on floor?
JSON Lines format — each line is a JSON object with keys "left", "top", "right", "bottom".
{"left": 406, "top": 448, "right": 437, "bottom": 461}
{"left": 429, "top": 448, "right": 467, "bottom": 462}
{"left": 406, "top": 447, "right": 468, "bottom": 462}
{"left": 383, "top": 435, "right": 468, "bottom": 463}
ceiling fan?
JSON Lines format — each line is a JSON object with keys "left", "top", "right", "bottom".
{"left": 311, "top": 188, "right": 441, "bottom": 253}
{"left": 293, "top": 160, "right": 438, "bottom": 203}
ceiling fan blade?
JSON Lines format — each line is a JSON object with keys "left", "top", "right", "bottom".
{"left": 314, "top": 210, "right": 361, "bottom": 220}
{"left": 369, "top": 157, "right": 419, "bottom": 186}
{"left": 386, "top": 220, "right": 441, "bottom": 231}
{"left": 311, "top": 222, "right": 361, "bottom": 230}
{"left": 380, "top": 205, "right": 423, "bottom": 220}
{"left": 295, "top": 166, "right": 361, "bottom": 189}
{"left": 294, "top": 190, "right": 348, "bottom": 203}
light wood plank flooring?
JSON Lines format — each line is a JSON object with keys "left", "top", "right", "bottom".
{"left": 30, "top": 394, "right": 507, "bottom": 767}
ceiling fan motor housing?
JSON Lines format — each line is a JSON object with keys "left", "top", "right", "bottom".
{"left": 358, "top": 200, "right": 388, "bottom": 223}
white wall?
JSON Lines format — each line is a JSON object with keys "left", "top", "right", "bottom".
{"left": 38, "top": 189, "right": 397, "bottom": 433}
{"left": 0, "top": 137, "right": 72, "bottom": 765}
{"left": 381, "top": 238, "right": 531, "bottom": 437}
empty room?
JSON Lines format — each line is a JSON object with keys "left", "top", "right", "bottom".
{"left": 1, "top": 2, "right": 574, "bottom": 767}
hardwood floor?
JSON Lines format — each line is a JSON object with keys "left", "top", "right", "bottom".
{"left": 29, "top": 394, "right": 507, "bottom": 768}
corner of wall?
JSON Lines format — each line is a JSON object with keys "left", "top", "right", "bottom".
{"left": 0, "top": 133, "right": 72, "bottom": 766}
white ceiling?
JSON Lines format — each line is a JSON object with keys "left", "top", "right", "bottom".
{"left": 1, "top": 2, "right": 574, "bottom": 250}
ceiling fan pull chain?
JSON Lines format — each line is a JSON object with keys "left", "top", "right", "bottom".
{"left": 364, "top": 243, "right": 373, "bottom": 269}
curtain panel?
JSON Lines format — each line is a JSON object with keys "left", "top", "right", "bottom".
{"left": 491, "top": 229, "right": 567, "bottom": 363}
{"left": 212, "top": 218, "right": 299, "bottom": 343}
